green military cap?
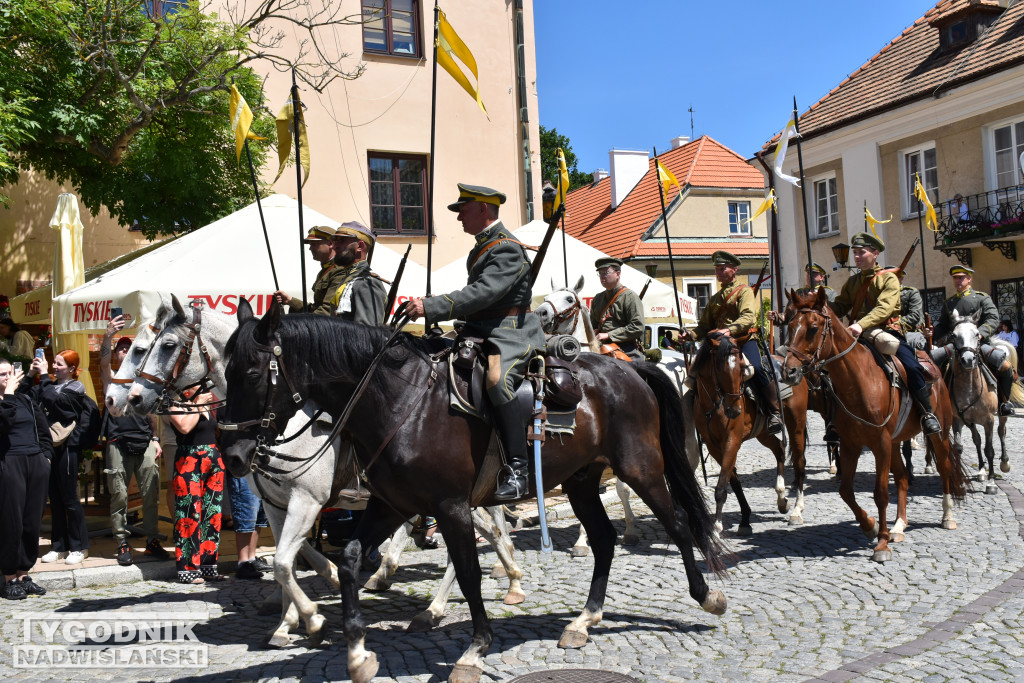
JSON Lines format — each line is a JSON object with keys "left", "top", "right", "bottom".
{"left": 850, "top": 231, "right": 885, "bottom": 252}
{"left": 301, "top": 225, "right": 337, "bottom": 243}
{"left": 595, "top": 257, "right": 623, "bottom": 270}
{"left": 712, "top": 250, "right": 741, "bottom": 266}
{"left": 805, "top": 262, "right": 827, "bottom": 275}
{"left": 334, "top": 220, "right": 375, "bottom": 247}
{"left": 447, "top": 183, "right": 507, "bottom": 212}
{"left": 949, "top": 264, "right": 975, "bottom": 276}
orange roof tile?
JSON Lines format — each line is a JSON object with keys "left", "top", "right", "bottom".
{"left": 563, "top": 136, "right": 765, "bottom": 261}
{"left": 764, "top": 0, "right": 1024, "bottom": 148}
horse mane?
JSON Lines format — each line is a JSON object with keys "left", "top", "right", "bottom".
{"left": 692, "top": 331, "right": 734, "bottom": 371}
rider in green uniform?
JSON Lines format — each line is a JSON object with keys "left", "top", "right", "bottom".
{"left": 590, "top": 257, "right": 645, "bottom": 361}
{"left": 328, "top": 221, "right": 388, "bottom": 326}
{"left": 274, "top": 226, "right": 347, "bottom": 315}
{"left": 796, "top": 262, "right": 836, "bottom": 303}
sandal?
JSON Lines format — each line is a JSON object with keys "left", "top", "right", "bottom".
{"left": 177, "top": 570, "right": 204, "bottom": 585}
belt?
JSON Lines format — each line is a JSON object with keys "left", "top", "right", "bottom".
{"left": 466, "top": 306, "right": 530, "bottom": 321}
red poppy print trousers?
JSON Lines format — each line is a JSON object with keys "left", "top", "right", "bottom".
{"left": 172, "top": 444, "right": 225, "bottom": 574}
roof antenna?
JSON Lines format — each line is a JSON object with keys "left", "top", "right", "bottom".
{"left": 688, "top": 105, "right": 695, "bottom": 140}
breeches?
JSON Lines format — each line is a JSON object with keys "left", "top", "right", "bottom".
{"left": 741, "top": 339, "right": 771, "bottom": 394}
{"left": 893, "top": 337, "right": 926, "bottom": 393}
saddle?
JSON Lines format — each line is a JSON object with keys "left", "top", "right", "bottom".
{"left": 859, "top": 338, "right": 941, "bottom": 385}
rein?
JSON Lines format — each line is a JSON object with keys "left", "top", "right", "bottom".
{"left": 693, "top": 339, "right": 745, "bottom": 423}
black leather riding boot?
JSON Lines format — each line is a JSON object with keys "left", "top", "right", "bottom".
{"left": 912, "top": 386, "right": 941, "bottom": 435}
{"left": 760, "top": 384, "right": 783, "bottom": 435}
{"left": 492, "top": 400, "right": 530, "bottom": 501}
{"left": 997, "top": 370, "right": 1016, "bottom": 416}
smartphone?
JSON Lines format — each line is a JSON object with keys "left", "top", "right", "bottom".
{"left": 110, "top": 307, "right": 123, "bottom": 320}
{"left": 12, "top": 362, "right": 22, "bottom": 373}
{"left": 35, "top": 348, "right": 45, "bottom": 361}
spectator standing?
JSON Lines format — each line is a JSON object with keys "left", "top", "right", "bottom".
{"left": 100, "top": 316, "right": 169, "bottom": 566}
{"left": 29, "top": 350, "right": 90, "bottom": 565}
{"left": 228, "top": 474, "right": 270, "bottom": 580}
{"left": 0, "top": 361, "right": 52, "bottom": 599}
{"left": 168, "top": 389, "right": 224, "bottom": 584}
{"left": 0, "top": 319, "right": 35, "bottom": 359}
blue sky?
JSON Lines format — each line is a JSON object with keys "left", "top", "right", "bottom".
{"left": 534, "top": 1, "right": 933, "bottom": 172}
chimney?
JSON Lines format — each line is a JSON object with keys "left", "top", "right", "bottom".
{"left": 592, "top": 168, "right": 609, "bottom": 182}
{"left": 670, "top": 135, "right": 690, "bottom": 149}
{"left": 608, "top": 149, "right": 649, "bottom": 209}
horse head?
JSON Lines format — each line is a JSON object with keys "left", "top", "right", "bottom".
{"left": 536, "top": 274, "right": 585, "bottom": 336}
{"left": 950, "top": 309, "right": 982, "bottom": 370}
{"left": 782, "top": 287, "right": 835, "bottom": 382}
{"left": 692, "top": 331, "right": 745, "bottom": 418}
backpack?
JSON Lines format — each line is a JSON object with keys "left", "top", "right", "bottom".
{"left": 74, "top": 394, "right": 104, "bottom": 451}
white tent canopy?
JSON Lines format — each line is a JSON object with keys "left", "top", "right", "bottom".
{"left": 430, "top": 220, "right": 698, "bottom": 322}
{"left": 48, "top": 194, "right": 427, "bottom": 334}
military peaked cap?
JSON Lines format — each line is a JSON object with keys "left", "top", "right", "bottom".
{"left": 805, "top": 262, "right": 827, "bottom": 275}
{"left": 712, "top": 250, "right": 741, "bottom": 267}
{"left": 850, "top": 231, "right": 885, "bottom": 252}
{"left": 301, "top": 225, "right": 337, "bottom": 243}
{"left": 595, "top": 257, "right": 623, "bottom": 270}
{"left": 334, "top": 220, "right": 375, "bottom": 247}
{"left": 447, "top": 183, "right": 507, "bottom": 212}
{"left": 949, "top": 264, "right": 975, "bottom": 276}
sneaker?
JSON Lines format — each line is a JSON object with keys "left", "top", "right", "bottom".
{"left": 18, "top": 577, "right": 46, "bottom": 596}
{"left": 116, "top": 542, "right": 134, "bottom": 567}
{"left": 145, "top": 539, "right": 170, "bottom": 561}
{"left": 250, "top": 557, "right": 273, "bottom": 573}
{"left": 64, "top": 550, "right": 88, "bottom": 565}
{"left": 235, "top": 561, "right": 264, "bottom": 581}
{"left": 1, "top": 581, "right": 26, "bottom": 600}
{"left": 40, "top": 551, "right": 66, "bottom": 563}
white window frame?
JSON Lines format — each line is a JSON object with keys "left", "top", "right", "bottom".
{"left": 684, "top": 278, "right": 714, "bottom": 318}
{"left": 898, "top": 142, "right": 938, "bottom": 219}
{"left": 810, "top": 173, "right": 840, "bottom": 238}
{"left": 984, "top": 115, "right": 1024, "bottom": 191}
{"left": 727, "top": 201, "right": 751, "bottom": 236}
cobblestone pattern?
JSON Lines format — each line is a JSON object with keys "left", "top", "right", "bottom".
{"left": 1, "top": 417, "right": 1023, "bottom": 682}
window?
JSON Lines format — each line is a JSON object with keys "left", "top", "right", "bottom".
{"left": 902, "top": 145, "right": 938, "bottom": 217}
{"left": 993, "top": 121, "right": 1024, "bottom": 189}
{"left": 362, "top": 0, "right": 421, "bottom": 57}
{"left": 368, "top": 152, "right": 428, "bottom": 235}
{"left": 813, "top": 177, "right": 839, "bottom": 236}
{"left": 728, "top": 202, "right": 751, "bottom": 235}
{"left": 687, "top": 283, "right": 711, "bottom": 320}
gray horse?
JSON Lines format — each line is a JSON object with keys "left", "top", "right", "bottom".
{"left": 104, "top": 294, "right": 524, "bottom": 645}
{"left": 947, "top": 310, "right": 1008, "bottom": 494}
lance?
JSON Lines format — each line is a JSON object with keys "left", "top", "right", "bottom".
{"left": 385, "top": 244, "right": 413, "bottom": 326}
{"left": 638, "top": 278, "right": 652, "bottom": 300}
{"left": 290, "top": 68, "right": 308, "bottom": 309}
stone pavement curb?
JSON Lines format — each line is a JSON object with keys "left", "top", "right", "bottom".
{"left": 34, "top": 561, "right": 178, "bottom": 591}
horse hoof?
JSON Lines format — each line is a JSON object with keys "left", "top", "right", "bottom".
{"left": 778, "top": 499, "right": 790, "bottom": 514}
{"left": 350, "top": 652, "right": 379, "bottom": 683}
{"left": 871, "top": 549, "right": 892, "bottom": 563}
{"left": 986, "top": 483, "right": 999, "bottom": 495}
{"left": 788, "top": 515, "right": 804, "bottom": 526}
{"left": 557, "top": 629, "right": 589, "bottom": 649}
{"left": 891, "top": 532, "right": 905, "bottom": 543}
{"left": 406, "top": 611, "right": 439, "bottom": 633}
{"left": 942, "top": 519, "right": 958, "bottom": 530}
{"left": 570, "top": 546, "right": 590, "bottom": 558}
{"left": 1001, "top": 460, "right": 1011, "bottom": 473}
{"left": 701, "top": 590, "right": 727, "bottom": 616}
{"left": 503, "top": 589, "right": 526, "bottom": 605}
{"left": 362, "top": 576, "right": 391, "bottom": 593}
{"left": 267, "top": 632, "right": 293, "bottom": 649}
{"left": 863, "top": 519, "right": 879, "bottom": 540}
{"left": 621, "top": 534, "right": 640, "bottom": 547}
{"left": 490, "top": 562, "right": 507, "bottom": 579}
{"left": 449, "top": 663, "right": 483, "bottom": 683}
{"left": 736, "top": 524, "right": 753, "bottom": 537}
{"left": 829, "top": 464, "right": 837, "bottom": 476}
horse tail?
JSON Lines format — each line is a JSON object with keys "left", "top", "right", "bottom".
{"left": 635, "top": 363, "right": 729, "bottom": 577}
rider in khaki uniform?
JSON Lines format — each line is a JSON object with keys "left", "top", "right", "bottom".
{"left": 274, "top": 226, "right": 347, "bottom": 315}
{"left": 831, "top": 232, "right": 940, "bottom": 434}
{"left": 684, "top": 250, "right": 782, "bottom": 434}
{"left": 405, "top": 184, "right": 545, "bottom": 501}
{"left": 796, "top": 262, "right": 836, "bottom": 302}
{"left": 590, "top": 257, "right": 645, "bottom": 361}
{"left": 328, "top": 221, "right": 388, "bottom": 326}
{"left": 930, "top": 264, "right": 1015, "bottom": 416}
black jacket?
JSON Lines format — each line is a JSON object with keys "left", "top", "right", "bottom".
{"left": 32, "top": 377, "right": 86, "bottom": 447}
{"left": 0, "top": 385, "right": 54, "bottom": 458}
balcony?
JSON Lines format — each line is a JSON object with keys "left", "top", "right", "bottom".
{"left": 932, "top": 187, "right": 1022, "bottom": 266}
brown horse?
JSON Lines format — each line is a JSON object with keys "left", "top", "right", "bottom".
{"left": 219, "top": 301, "right": 728, "bottom": 683}
{"left": 690, "top": 332, "right": 809, "bottom": 532}
{"left": 782, "top": 289, "right": 969, "bottom": 562}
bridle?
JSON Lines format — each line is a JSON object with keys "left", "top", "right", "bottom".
{"left": 949, "top": 321, "right": 987, "bottom": 417}
{"left": 538, "top": 293, "right": 581, "bottom": 335}
{"left": 694, "top": 336, "right": 745, "bottom": 419}
{"left": 111, "top": 301, "right": 221, "bottom": 414}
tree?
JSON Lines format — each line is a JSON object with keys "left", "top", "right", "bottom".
{"left": 0, "top": 0, "right": 363, "bottom": 237}
{"left": 539, "top": 125, "right": 593, "bottom": 191}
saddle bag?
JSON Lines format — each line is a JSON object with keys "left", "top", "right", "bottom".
{"left": 866, "top": 328, "right": 899, "bottom": 356}
{"left": 545, "top": 357, "right": 582, "bottom": 409}
{"left": 454, "top": 335, "right": 486, "bottom": 370}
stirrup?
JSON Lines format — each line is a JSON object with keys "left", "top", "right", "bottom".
{"left": 494, "top": 467, "right": 528, "bottom": 501}
{"left": 766, "top": 413, "right": 783, "bottom": 435}
{"left": 999, "top": 402, "right": 1016, "bottom": 417}
{"left": 920, "top": 413, "right": 941, "bottom": 436}
{"left": 824, "top": 424, "right": 840, "bottom": 445}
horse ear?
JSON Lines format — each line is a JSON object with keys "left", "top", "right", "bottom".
{"left": 971, "top": 309, "right": 982, "bottom": 324}
{"left": 574, "top": 275, "right": 585, "bottom": 294}
{"left": 254, "top": 297, "right": 282, "bottom": 343}
{"left": 550, "top": 276, "right": 556, "bottom": 292}
{"left": 814, "top": 286, "right": 828, "bottom": 309}
{"left": 237, "top": 297, "right": 254, "bottom": 324}
{"left": 951, "top": 309, "right": 961, "bottom": 324}
{"left": 170, "top": 294, "right": 187, "bottom": 320}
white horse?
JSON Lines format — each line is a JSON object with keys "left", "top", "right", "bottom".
{"left": 105, "top": 294, "right": 523, "bottom": 645}
{"left": 534, "top": 277, "right": 701, "bottom": 555}
{"left": 946, "top": 310, "right": 1009, "bottom": 494}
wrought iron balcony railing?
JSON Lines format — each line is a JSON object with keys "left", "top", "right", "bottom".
{"left": 931, "top": 187, "right": 1022, "bottom": 265}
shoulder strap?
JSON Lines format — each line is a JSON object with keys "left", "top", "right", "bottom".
{"left": 598, "top": 287, "right": 627, "bottom": 328}
{"left": 848, "top": 271, "right": 879, "bottom": 325}
{"left": 469, "top": 238, "right": 536, "bottom": 271}
{"left": 725, "top": 284, "right": 748, "bottom": 304}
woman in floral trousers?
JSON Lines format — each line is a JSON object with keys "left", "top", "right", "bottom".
{"left": 168, "top": 389, "right": 223, "bottom": 584}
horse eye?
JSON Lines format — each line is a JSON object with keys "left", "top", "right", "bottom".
{"left": 807, "top": 326, "right": 818, "bottom": 338}
{"left": 245, "top": 370, "right": 261, "bottom": 386}
{"left": 162, "top": 339, "right": 177, "bottom": 349}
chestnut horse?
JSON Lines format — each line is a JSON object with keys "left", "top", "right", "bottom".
{"left": 782, "top": 289, "right": 969, "bottom": 562}
{"left": 690, "top": 332, "right": 809, "bottom": 531}
{"left": 219, "top": 301, "right": 728, "bottom": 683}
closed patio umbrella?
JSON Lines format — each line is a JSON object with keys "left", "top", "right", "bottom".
{"left": 50, "top": 193, "right": 95, "bottom": 401}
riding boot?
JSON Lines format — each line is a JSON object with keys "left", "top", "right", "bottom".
{"left": 997, "top": 370, "right": 1016, "bottom": 416}
{"left": 763, "top": 388, "right": 783, "bottom": 435}
{"left": 911, "top": 386, "right": 941, "bottom": 436}
{"left": 492, "top": 400, "right": 530, "bottom": 501}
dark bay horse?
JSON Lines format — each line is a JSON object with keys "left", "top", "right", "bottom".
{"left": 782, "top": 289, "right": 969, "bottom": 562}
{"left": 219, "top": 301, "right": 727, "bottom": 683}
{"left": 690, "top": 332, "right": 809, "bottom": 531}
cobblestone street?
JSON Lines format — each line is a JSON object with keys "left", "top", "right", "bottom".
{"left": 2, "top": 417, "right": 1024, "bottom": 683}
